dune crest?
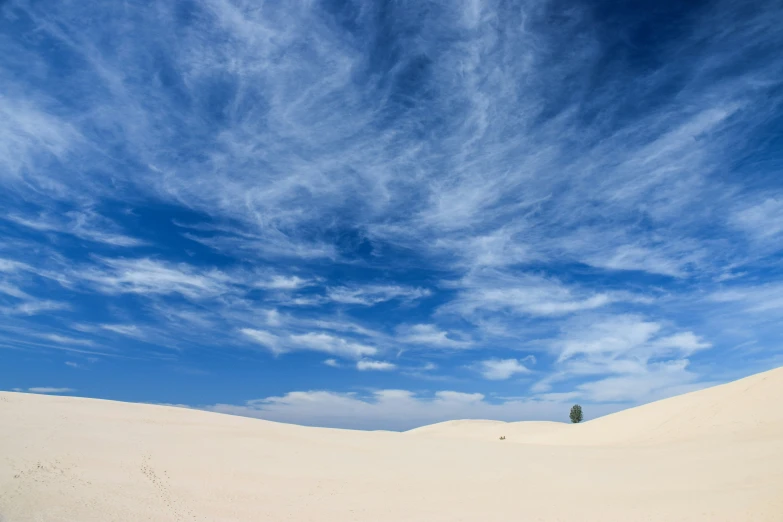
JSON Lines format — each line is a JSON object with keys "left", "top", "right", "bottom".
{"left": 409, "top": 366, "right": 783, "bottom": 446}
{"left": 2, "top": 367, "right": 782, "bottom": 521}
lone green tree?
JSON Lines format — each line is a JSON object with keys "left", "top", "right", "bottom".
{"left": 569, "top": 404, "right": 583, "bottom": 424}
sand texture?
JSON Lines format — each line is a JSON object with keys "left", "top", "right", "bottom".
{"left": 2, "top": 366, "right": 782, "bottom": 521}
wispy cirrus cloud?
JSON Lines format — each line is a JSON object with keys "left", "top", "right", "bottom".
{"left": 15, "top": 387, "right": 75, "bottom": 394}
{"left": 709, "top": 283, "right": 783, "bottom": 314}
{"left": 441, "top": 270, "right": 619, "bottom": 318}
{"left": 1, "top": 0, "right": 779, "bottom": 271}
{"left": 72, "top": 323, "right": 144, "bottom": 338}
{"left": 242, "top": 329, "right": 378, "bottom": 359}
{"left": 5, "top": 211, "right": 145, "bottom": 247}
{"left": 289, "top": 333, "right": 377, "bottom": 359}
{"left": 255, "top": 275, "right": 313, "bottom": 290}
{"left": 78, "top": 258, "right": 236, "bottom": 299}
{"left": 239, "top": 328, "right": 282, "bottom": 354}
{"left": 0, "top": 254, "right": 72, "bottom": 316}
{"left": 397, "top": 324, "right": 472, "bottom": 349}
{"left": 573, "top": 359, "right": 715, "bottom": 403}
{"left": 98, "top": 324, "right": 143, "bottom": 337}
{"left": 0, "top": 94, "right": 81, "bottom": 187}
{"left": 0, "top": 258, "right": 30, "bottom": 273}
{"left": 527, "top": 315, "right": 713, "bottom": 402}
{"left": 1, "top": 299, "right": 70, "bottom": 316}
{"left": 477, "top": 358, "right": 533, "bottom": 380}
{"left": 356, "top": 360, "right": 396, "bottom": 371}
{"left": 554, "top": 315, "right": 710, "bottom": 364}
{"left": 37, "top": 334, "right": 96, "bottom": 347}
{"left": 730, "top": 196, "right": 783, "bottom": 245}
{"left": 326, "top": 285, "right": 431, "bottom": 306}
{"left": 574, "top": 239, "right": 705, "bottom": 278}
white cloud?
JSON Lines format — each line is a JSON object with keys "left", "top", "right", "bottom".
{"left": 307, "top": 319, "right": 384, "bottom": 339}
{"left": 289, "top": 332, "right": 377, "bottom": 359}
{"left": 443, "top": 269, "right": 618, "bottom": 318}
{"left": 0, "top": 258, "right": 30, "bottom": 273}
{"left": 532, "top": 315, "right": 714, "bottom": 403}
{"left": 323, "top": 358, "right": 340, "bottom": 367}
{"left": 398, "top": 324, "right": 471, "bottom": 348}
{"left": 24, "top": 387, "right": 75, "bottom": 394}
{"left": 180, "top": 229, "right": 337, "bottom": 261}
{"left": 240, "top": 328, "right": 282, "bottom": 353}
{"left": 477, "top": 358, "right": 532, "bottom": 380}
{"left": 207, "top": 388, "right": 621, "bottom": 431}
{"left": 0, "top": 94, "right": 80, "bottom": 184}
{"left": 3, "top": 0, "right": 779, "bottom": 280}
{"left": 433, "top": 226, "right": 540, "bottom": 269}
{"left": 286, "top": 296, "right": 326, "bottom": 307}
{"left": 0, "top": 257, "right": 72, "bottom": 315}
{"left": 710, "top": 283, "right": 783, "bottom": 313}
{"left": 327, "top": 285, "right": 431, "bottom": 306}
{"left": 581, "top": 243, "right": 695, "bottom": 278}
{"left": 730, "top": 197, "right": 783, "bottom": 242}
{"left": 100, "top": 324, "right": 142, "bottom": 337}
{"left": 0, "top": 282, "right": 30, "bottom": 299}
{"left": 39, "top": 334, "right": 95, "bottom": 347}
{"left": 2, "top": 300, "right": 70, "bottom": 316}
{"left": 554, "top": 315, "right": 710, "bottom": 365}
{"left": 264, "top": 309, "right": 282, "bottom": 326}
{"left": 242, "top": 328, "right": 378, "bottom": 360}
{"left": 79, "top": 258, "right": 234, "bottom": 299}
{"left": 574, "top": 360, "right": 716, "bottom": 403}
{"left": 556, "top": 317, "right": 661, "bottom": 362}
{"left": 650, "top": 332, "right": 711, "bottom": 355}
{"left": 5, "top": 211, "right": 145, "bottom": 247}
{"left": 256, "top": 275, "right": 311, "bottom": 290}
{"left": 356, "top": 360, "right": 396, "bottom": 371}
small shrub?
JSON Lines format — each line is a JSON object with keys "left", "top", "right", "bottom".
{"left": 569, "top": 404, "right": 583, "bottom": 424}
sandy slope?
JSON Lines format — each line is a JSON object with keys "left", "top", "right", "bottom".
{"left": 1, "top": 368, "right": 782, "bottom": 521}
{"left": 409, "top": 365, "right": 783, "bottom": 446}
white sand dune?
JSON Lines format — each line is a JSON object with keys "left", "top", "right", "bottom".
{"left": 2, "top": 367, "right": 782, "bottom": 521}
{"left": 407, "top": 419, "right": 567, "bottom": 440}
{"left": 408, "top": 365, "right": 783, "bottom": 446}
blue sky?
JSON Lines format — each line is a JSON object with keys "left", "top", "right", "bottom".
{"left": 1, "top": 0, "right": 782, "bottom": 430}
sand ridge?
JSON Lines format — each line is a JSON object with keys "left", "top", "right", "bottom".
{"left": 1, "top": 366, "right": 782, "bottom": 521}
{"left": 407, "top": 365, "right": 783, "bottom": 446}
